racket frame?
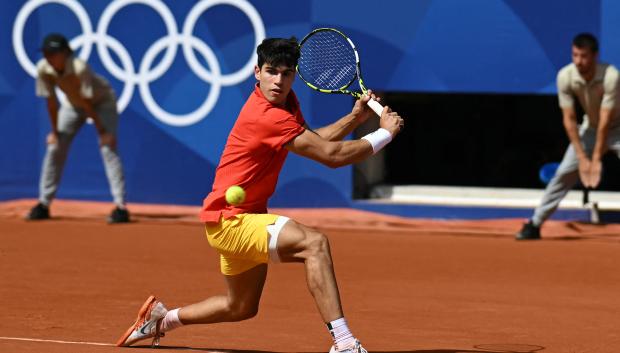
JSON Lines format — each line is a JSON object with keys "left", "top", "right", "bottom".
{"left": 296, "top": 28, "right": 383, "bottom": 115}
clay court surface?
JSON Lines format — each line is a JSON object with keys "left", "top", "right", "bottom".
{"left": 1, "top": 199, "right": 619, "bottom": 353}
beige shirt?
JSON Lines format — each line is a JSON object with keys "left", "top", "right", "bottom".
{"left": 557, "top": 62, "right": 620, "bottom": 129}
{"left": 35, "top": 55, "right": 115, "bottom": 108}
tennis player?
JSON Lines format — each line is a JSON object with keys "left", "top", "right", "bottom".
{"left": 117, "top": 37, "right": 404, "bottom": 352}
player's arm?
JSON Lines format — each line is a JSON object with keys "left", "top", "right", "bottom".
{"left": 286, "top": 106, "right": 403, "bottom": 168}
{"left": 590, "top": 68, "right": 619, "bottom": 187}
{"left": 70, "top": 70, "right": 116, "bottom": 148}
{"left": 592, "top": 108, "right": 613, "bottom": 162}
{"left": 43, "top": 96, "right": 60, "bottom": 145}
{"left": 562, "top": 106, "right": 593, "bottom": 186}
{"left": 588, "top": 108, "right": 614, "bottom": 188}
{"left": 46, "top": 97, "right": 59, "bottom": 135}
{"left": 557, "top": 68, "right": 592, "bottom": 186}
{"left": 36, "top": 73, "right": 61, "bottom": 144}
{"left": 286, "top": 129, "right": 372, "bottom": 168}
{"left": 313, "top": 91, "right": 380, "bottom": 141}
{"left": 561, "top": 108, "right": 587, "bottom": 160}
{"left": 61, "top": 72, "right": 106, "bottom": 135}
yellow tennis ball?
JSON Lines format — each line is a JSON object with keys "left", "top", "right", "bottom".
{"left": 225, "top": 185, "right": 246, "bottom": 206}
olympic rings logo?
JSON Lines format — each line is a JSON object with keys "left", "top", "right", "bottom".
{"left": 13, "top": 0, "right": 265, "bottom": 126}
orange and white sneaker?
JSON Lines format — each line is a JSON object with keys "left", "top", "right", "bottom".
{"left": 329, "top": 340, "right": 368, "bottom": 353}
{"left": 116, "top": 295, "right": 168, "bottom": 347}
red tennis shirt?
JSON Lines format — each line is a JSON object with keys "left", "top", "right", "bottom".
{"left": 199, "top": 84, "right": 306, "bottom": 223}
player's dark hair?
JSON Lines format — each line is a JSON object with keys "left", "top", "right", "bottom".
{"left": 573, "top": 33, "right": 599, "bottom": 53}
{"left": 257, "top": 37, "right": 300, "bottom": 68}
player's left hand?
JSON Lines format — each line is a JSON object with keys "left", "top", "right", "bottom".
{"left": 351, "top": 90, "right": 381, "bottom": 123}
{"left": 589, "top": 159, "right": 602, "bottom": 188}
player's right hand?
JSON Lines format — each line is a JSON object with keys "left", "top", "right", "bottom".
{"left": 379, "top": 106, "right": 404, "bottom": 137}
{"left": 351, "top": 90, "right": 381, "bottom": 124}
{"left": 46, "top": 132, "right": 58, "bottom": 145}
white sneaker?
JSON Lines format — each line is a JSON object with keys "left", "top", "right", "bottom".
{"left": 329, "top": 339, "right": 368, "bottom": 353}
{"left": 116, "top": 295, "right": 168, "bottom": 347}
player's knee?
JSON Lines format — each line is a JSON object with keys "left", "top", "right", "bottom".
{"left": 306, "top": 231, "right": 332, "bottom": 261}
{"left": 227, "top": 300, "right": 259, "bottom": 321}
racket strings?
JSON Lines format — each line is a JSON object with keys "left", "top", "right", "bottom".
{"left": 298, "top": 31, "right": 357, "bottom": 90}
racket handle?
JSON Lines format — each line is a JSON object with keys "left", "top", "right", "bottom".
{"left": 367, "top": 98, "right": 384, "bottom": 116}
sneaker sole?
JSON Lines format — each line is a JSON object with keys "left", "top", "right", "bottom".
{"left": 107, "top": 218, "right": 130, "bottom": 224}
{"left": 515, "top": 235, "right": 541, "bottom": 240}
{"left": 116, "top": 295, "right": 157, "bottom": 347}
{"left": 25, "top": 215, "right": 50, "bottom": 221}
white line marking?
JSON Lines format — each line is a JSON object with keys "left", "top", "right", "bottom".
{"left": 0, "top": 336, "right": 114, "bottom": 346}
{"left": 0, "top": 335, "right": 235, "bottom": 352}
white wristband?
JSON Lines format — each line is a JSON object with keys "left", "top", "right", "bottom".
{"left": 361, "top": 128, "right": 392, "bottom": 154}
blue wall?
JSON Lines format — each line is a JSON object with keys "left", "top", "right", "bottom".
{"left": 2, "top": 0, "right": 619, "bottom": 207}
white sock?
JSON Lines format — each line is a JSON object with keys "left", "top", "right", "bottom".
{"left": 160, "top": 308, "right": 183, "bottom": 333}
{"left": 327, "top": 317, "right": 356, "bottom": 351}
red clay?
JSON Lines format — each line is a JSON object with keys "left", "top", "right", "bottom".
{"left": 1, "top": 199, "right": 620, "bottom": 352}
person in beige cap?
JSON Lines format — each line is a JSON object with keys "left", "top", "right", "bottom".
{"left": 26, "top": 33, "right": 130, "bottom": 223}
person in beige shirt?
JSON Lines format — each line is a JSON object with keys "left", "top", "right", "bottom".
{"left": 517, "top": 33, "right": 620, "bottom": 239}
{"left": 26, "top": 33, "right": 130, "bottom": 223}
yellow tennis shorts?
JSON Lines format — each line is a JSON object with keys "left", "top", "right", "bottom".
{"left": 205, "top": 213, "right": 289, "bottom": 276}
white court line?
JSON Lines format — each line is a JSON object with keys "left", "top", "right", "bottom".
{"left": 0, "top": 336, "right": 114, "bottom": 347}
{"left": 0, "top": 336, "right": 230, "bottom": 352}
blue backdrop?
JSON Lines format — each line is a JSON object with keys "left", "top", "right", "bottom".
{"left": 2, "top": 0, "right": 620, "bottom": 207}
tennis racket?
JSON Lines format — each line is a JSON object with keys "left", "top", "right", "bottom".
{"left": 296, "top": 28, "right": 384, "bottom": 116}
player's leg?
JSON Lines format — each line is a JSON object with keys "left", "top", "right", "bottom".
{"left": 177, "top": 263, "right": 267, "bottom": 324}
{"left": 170, "top": 215, "right": 273, "bottom": 324}
{"left": 531, "top": 148, "right": 580, "bottom": 222}
{"left": 118, "top": 214, "right": 273, "bottom": 347}
{"left": 95, "top": 101, "right": 129, "bottom": 223}
{"left": 276, "top": 220, "right": 342, "bottom": 320}
{"left": 517, "top": 129, "right": 594, "bottom": 239}
{"left": 116, "top": 264, "right": 267, "bottom": 347}
{"left": 274, "top": 218, "right": 365, "bottom": 352}
{"left": 28, "top": 105, "right": 84, "bottom": 220}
